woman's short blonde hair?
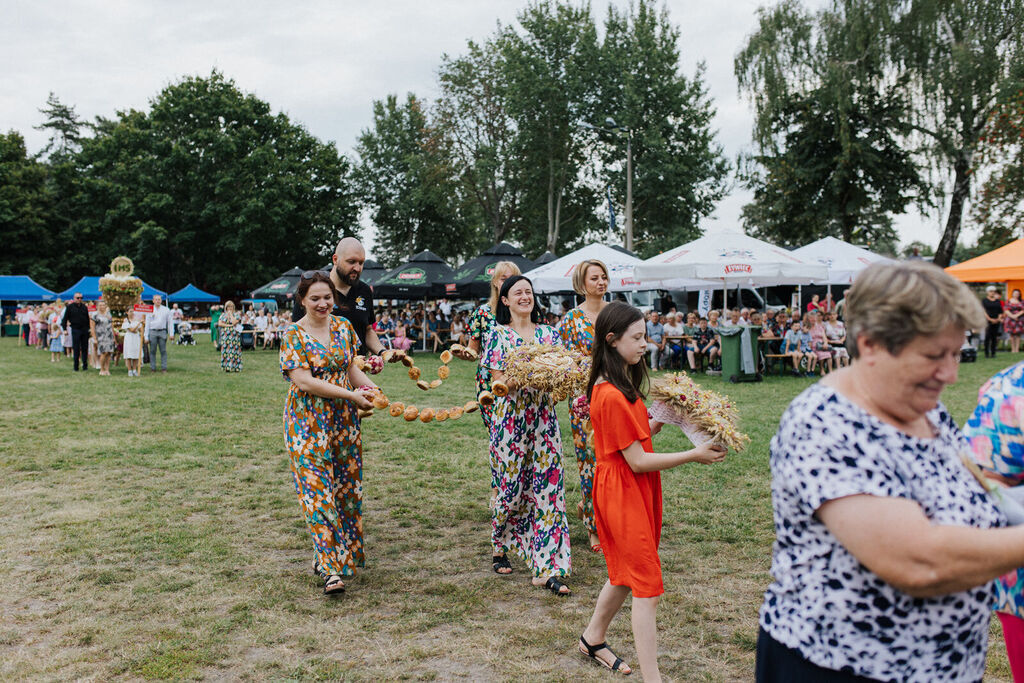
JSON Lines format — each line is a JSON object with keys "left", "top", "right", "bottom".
{"left": 488, "top": 261, "right": 522, "bottom": 312}
{"left": 572, "top": 259, "right": 609, "bottom": 296}
{"left": 845, "top": 261, "right": 984, "bottom": 359}
{"left": 224, "top": 300, "right": 236, "bottom": 313}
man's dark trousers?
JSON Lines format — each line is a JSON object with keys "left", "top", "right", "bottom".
{"left": 72, "top": 328, "right": 90, "bottom": 371}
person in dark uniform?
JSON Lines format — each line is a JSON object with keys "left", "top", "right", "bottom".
{"left": 292, "top": 237, "right": 385, "bottom": 356}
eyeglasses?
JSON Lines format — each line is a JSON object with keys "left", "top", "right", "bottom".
{"left": 300, "top": 270, "right": 322, "bottom": 281}
{"left": 74, "top": 296, "right": 82, "bottom": 300}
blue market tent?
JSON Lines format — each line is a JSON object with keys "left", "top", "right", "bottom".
{"left": 0, "top": 275, "right": 57, "bottom": 301}
{"left": 168, "top": 283, "right": 220, "bottom": 303}
{"left": 56, "top": 276, "right": 167, "bottom": 301}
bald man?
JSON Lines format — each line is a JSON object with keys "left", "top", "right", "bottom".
{"left": 292, "top": 237, "right": 385, "bottom": 355}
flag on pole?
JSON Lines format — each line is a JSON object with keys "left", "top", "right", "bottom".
{"left": 698, "top": 290, "right": 711, "bottom": 317}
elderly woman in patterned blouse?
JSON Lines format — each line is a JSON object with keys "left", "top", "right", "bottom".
{"left": 758, "top": 261, "right": 1024, "bottom": 682}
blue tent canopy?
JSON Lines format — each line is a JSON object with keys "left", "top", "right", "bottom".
{"left": 168, "top": 283, "right": 219, "bottom": 303}
{"left": 56, "top": 276, "right": 167, "bottom": 301}
{"left": 0, "top": 275, "right": 57, "bottom": 301}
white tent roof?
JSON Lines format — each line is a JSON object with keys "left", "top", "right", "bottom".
{"left": 524, "top": 243, "right": 711, "bottom": 293}
{"left": 634, "top": 231, "right": 828, "bottom": 286}
{"left": 791, "top": 236, "right": 894, "bottom": 285}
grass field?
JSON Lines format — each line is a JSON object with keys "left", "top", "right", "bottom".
{"left": 0, "top": 335, "right": 1016, "bottom": 681}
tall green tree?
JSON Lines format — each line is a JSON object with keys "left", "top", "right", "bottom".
{"left": 436, "top": 39, "right": 525, "bottom": 246}
{"left": 0, "top": 131, "right": 55, "bottom": 285}
{"left": 736, "top": 0, "right": 920, "bottom": 247}
{"left": 35, "top": 93, "right": 83, "bottom": 162}
{"left": 971, "top": 90, "right": 1024, "bottom": 251}
{"left": 501, "top": 1, "right": 602, "bottom": 255}
{"left": 595, "top": 0, "right": 729, "bottom": 256}
{"left": 893, "top": 0, "right": 1024, "bottom": 266}
{"left": 355, "top": 93, "right": 474, "bottom": 267}
{"left": 73, "top": 71, "right": 358, "bottom": 293}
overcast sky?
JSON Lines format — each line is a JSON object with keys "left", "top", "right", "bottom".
{"left": 2, "top": 0, "right": 952, "bottom": 256}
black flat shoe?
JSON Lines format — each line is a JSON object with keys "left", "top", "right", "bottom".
{"left": 492, "top": 554, "right": 512, "bottom": 575}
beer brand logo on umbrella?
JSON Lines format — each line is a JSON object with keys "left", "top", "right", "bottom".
{"left": 724, "top": 264, "right": 753, "bottom": 274}
{"left": 718, "top": 249, "right": 754, "bottom": 259}
{"left": 394, "top": 268, "right": 426, "bottom": 282}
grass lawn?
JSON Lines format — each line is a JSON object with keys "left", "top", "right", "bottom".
{"left": 0, "top": 335, "right": 1016, "bottom": 681}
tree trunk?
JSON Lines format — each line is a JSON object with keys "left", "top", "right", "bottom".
{"left": 546, "top": 163, "right": 555, "bottom": 251}
{"left": 549, "top": 188, "right": 562, "bottom": 253}
{"left": 933, "top": 151, "right": 972, "bottom": 268}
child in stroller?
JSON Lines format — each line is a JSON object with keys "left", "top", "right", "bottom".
{"left": 176, "top": 321, "right": 196, "bottom": 345}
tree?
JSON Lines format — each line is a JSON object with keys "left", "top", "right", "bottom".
{"left": 35, "top": 93, "right": 83, "bottom": 162}
{"left": 595, "top": 0, "right": 729, "bottom": 256}
{"left": 892, "top": 0, "right": 1024, "bottom": 266}
{"left": 72, "top": 71, "right": 359, "bottom": 293}
{"left": 972, "top": 90, "right": 1024, "bottom": 248}
{"left": 500, "top": 1, "right": 603, "bottom": 255}
{"left": 355, "top": 93, "right": 474, "bottom": 267}
{"left": 436, "top": 39, "right": 525, "bottom": 245}
{"left": 736, "top": 0, "right": 921, "bottom": 247}
{"left": 0, "top": 131, "right": 56, "bottom": 285}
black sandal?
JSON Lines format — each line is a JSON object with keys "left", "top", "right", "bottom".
{"left": 323, "top": 575, "right": 346, "bottom": 595}
{"left": 492, "top": 554, "right": 512, "bottom": 575}
{"left": 579, "top": 635, "right": 631, "bottom": 675}
{"left": 311, "top": 559, "right": 323, "bottom": 578}
{"left": 537, "top": 577, "right": 570, "bottom": 596}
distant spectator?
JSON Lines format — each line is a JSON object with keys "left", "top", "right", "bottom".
{"left": 806, "top": 293, "right": 822, "bottom": 313}
{"left": 121, "top": 311, "right": 143, "bottom": 377}
{"left": 645, "top": 311, "right": 665, "bottom": 371}
{"left": 60, "top": 292, "right": 91, "bottom": 371}
{"left": 90, "top": 300, "right": 115, "bottom": 376}
{"left": 146, "top": 294, "right": 174, "bottom": 372}
{"left": 982, "top": 285, "right": 1004, "bottom": 358}
{"left": 1004, "top": 288, "right": 1024, "bottom": 354}
{"left": 823, "top": 311, "right": 849, "bottom": 368}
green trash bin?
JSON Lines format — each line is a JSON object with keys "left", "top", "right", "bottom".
{"left": 718, "top": 325, "right": 762, "bottom": 383}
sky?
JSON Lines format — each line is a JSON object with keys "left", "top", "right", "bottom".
{"left": 2, "top": 0, "right": 953, "bottom": 257}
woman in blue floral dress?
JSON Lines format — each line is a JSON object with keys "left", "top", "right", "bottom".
{"left": 459, "top": 261, "right": 521, "bottom": 496}
{"left": 280, "top": 272, "right": 376, "bottom": 595}
{"left": 557, "top": 259, "right": 609, "bottom": 553}
{"left": 482, "top": 274, "right": 572, "bottom": 595}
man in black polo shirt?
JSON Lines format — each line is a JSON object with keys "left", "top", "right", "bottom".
{"left": 60, "top": 292, "right": 91, "bottom": 371}
{"left": 292, "top": 237, "right": 385, "bottom": 355}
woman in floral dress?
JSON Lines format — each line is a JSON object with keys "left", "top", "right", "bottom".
{"left": 218, "top": 301, "right": 242, "bottom": 372}
{"left": 89, "top": 300, "right": 115, "bottom": 376}
{"left": 1003, "top": 289, "right": 1024, "bottom": 354}
{"left": 483, "top": 274, "right": 572, "bottom": 595}
{"left": 280, "top": 272, "right": 376, "bottom": 595}
{"left": 557, "top": 259, "right": 609, "bottom": 553}
{"left": 458, "top": 261, "right": 521, "bottom": 496}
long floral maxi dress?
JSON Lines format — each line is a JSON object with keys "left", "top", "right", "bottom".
{"left": 556, "top": 307, "right": 598, "bottom": 537}
{"left": 482, "top": 323, "right": 571, "bottom": 578}
{"left": 469, "top": 303, "right": 499, "bottom": 485}
{"left": 220, "top": 314, "right": 242, "bottom": 372}
{"left": 280, "top": 315, "right": 364, "bottom": 578}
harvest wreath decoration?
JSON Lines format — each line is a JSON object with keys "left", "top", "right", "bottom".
{"left": 350, "top": 344, "right": 484, "bottom": 422}
{"left": 500, "top": 343, "right": 591, "bottom": 403}
{"left": 648, "top": 373, "right": 749, "bottom": 452}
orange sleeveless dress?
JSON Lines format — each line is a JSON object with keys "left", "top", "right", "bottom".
{"left": 590, "top": 382, "right": 664, "bottom": 598}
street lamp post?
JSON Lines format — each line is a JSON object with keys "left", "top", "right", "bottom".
{"left": 581, "top": 118, "right": 633, "bottom": 252}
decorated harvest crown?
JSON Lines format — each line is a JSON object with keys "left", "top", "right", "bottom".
{"left": 99, "top": 255, "right": 144, "bottom": 316}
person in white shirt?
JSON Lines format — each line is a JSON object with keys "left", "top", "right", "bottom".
{"left": 145, "top": 295, "right": 174, "bottom": 372}
{"left": 438, "top": 298, "right": 452, "bottom": 321}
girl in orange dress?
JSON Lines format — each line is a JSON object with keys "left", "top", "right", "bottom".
{"left": 578, "top": 301, "right": 726, "bottom": 680}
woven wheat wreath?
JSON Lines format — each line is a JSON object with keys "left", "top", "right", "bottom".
{"left": 353, "top": 344, "right": 485, "bottom": 422}
{"left": 648, "top": 373, "right": 749, "bottom": 452}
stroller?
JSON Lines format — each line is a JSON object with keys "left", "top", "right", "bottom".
{"left": 176, "top": 321, "right": 196, "bottom": 345}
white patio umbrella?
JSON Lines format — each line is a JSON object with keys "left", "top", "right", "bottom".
{"left": 524, "top": 243, "right": 713, "bottom": 293}
{"left": 634, "top": 231, "right": 829, "bottom": 311}
{"left": 791, "top": 236, "right": 894, "bottom": 285}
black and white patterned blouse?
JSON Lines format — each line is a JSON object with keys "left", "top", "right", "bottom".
{"left": 760, "top": 383, "right": 1005, "bottom": 682}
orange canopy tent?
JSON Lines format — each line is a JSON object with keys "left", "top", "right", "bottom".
{"left": 946, "top": 238, "right": 1024, "bottom": 296}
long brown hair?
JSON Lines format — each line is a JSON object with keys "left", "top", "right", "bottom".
{"left": 586, "top": 301, "right": 647, "bottom": 403}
